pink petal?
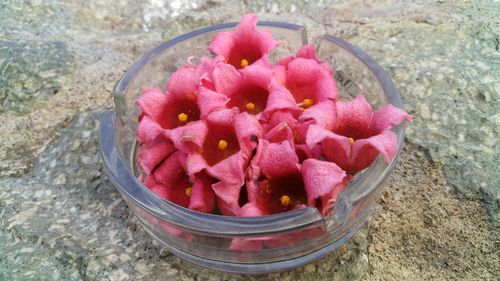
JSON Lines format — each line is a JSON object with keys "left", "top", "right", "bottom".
{"left": 263, "top": 122, "right": 294, "bottom": 143}
{"left": 153, "top": 151, "right": 186, "bottom": 185}
{"left": 229, "top": 237, "right": 264, "bottom": 251}
{"left": 299, "top": 100, "right": 336, "bottom": 130}
{"left": 207, "top": 31, "right": 235, "bottom": 59}
{"left": 197, "top": 86, "right": 229, "bottom": 119}
{"left": 188, "top": 172, "right": 216, "bottom": 213}
{"left": 150, "top": 184, "right": 170, "bottom": 200}
{"left": 335, "top": 95, "right": 373, "bottom": 139}
{"left": 135, "top": 88, "right": 169, "bottom": 123}
{"left": 136, "top": 115, "right": 164, "bottom": 144}
{"left": 259, "top": 81, "right": 299, "bottom": 121}
{"left": 295, "top": 44, "right": 333, "bottom": 75}
{"left": 352, "top": 130, "right": 399, "bottom": 166}
{"left": 255, "top": 140, "right": 300, "bottom": 179}
{"left": 143, "top": 174, "right": 158, "bottom": 189}
{"left": 233, "top": 112, "right": 261, "bottom": 153}
{"left": 136, "top": 137, "right": 176, "bottom": 174}
{"left": 212, "top": 180, "right": 243, "bottom": 216}
{"left": 152, "top": 151, "right": 191, "bottom": 208}
{"left": 163, "top": 120, "right": 207, "bottom": 153}
{"left": 370, "top": 104, "right": 413, "bottom": 134}
{"left": 166, "top": 64, "right": 199, "bottom": 96}
{"left": 301, "top": 159, "right": 348, "bottom": 215}
{"left": 185, "top": 153, "right": 209, "bottom": 181}
{"left": 207, "top": 151, "right": 246, "bottom": 185}
{"left": 209, "top": 14, "right": 278, "bottom": 69}
{"left": 239, "top": 202, "right": 266, "bottom": 217}
{"left": 285, "top": 58, "right": 338, "bottom": 103}
{"left": 213, "top": 63, "right": 241, "bottom": 96}
{"left": 316, "top": 175, "right": 351, "bottom": 217}
{"left": 306, "top": 124, "right": 351, "bottom": 172}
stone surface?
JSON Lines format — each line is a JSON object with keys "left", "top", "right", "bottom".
{"left": 0, "top": 0, "right": 498, "bottom": 280}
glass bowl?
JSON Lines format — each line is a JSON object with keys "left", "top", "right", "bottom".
{"left": 99, "top": 21, "right": 406, "bottom": 274}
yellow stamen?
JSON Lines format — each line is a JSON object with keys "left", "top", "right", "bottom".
{"left": 246, "top": 102, "right": 255, "bottom": 111}
{"left": 185, "top": 186, "right": 192, "bottom": 197}
{"left": 218, "top": 140, "right": 228, "bottom": 150}
{"left": 349, "top": 138, "right": 355, "bottom": 145}
{"left": 280, "top": 195, "right": 291, "bottom": 206}
{"left": 240, "top": 59, "right": 249, "bottom": 67}
{"left": 302, "top": 98, "right": 314, "bottom": 108}
{"left": 178, "top": 113, "right": 188, "bottom": 123}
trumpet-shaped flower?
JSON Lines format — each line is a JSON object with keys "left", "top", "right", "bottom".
{"left": 275, "top": 45, "right": 338, "bottom": 110}
{"left": 307, "top": 95, "right": 413, "bottom": 174}
{"left": 208, "top": 14, "right": 278, "bottom": 69}
{"left": 176, "top": 109, "right": 261, "bottom": 215}
{"left": 143, "top": 151, "right": 216, "bottom": 213}
{"left": 199, "top": 63, "right": 298, "bottom": 121}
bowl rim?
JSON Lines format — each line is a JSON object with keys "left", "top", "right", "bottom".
{"left": 103, "top": 20, "right": 405, "bottom": 236}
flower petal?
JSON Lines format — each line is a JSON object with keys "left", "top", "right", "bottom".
{"left": 301, "top": 159, "right": 348, "bottom": 215}
{"left": 299, "top": 100, "right": 336, "bottom": 131}
{"left": 209, "top": 14, "right": 278, "bottom": 69}
{"left": 352, "top": 129, "right": 399, "bottom": 167}
{"left": 306, "top": 124, "right": 351, "bottom": 171}
{"left": 135, "top": 88, "right": 169, "bottom": 123}
{"left": 136, "top": 137, "right": 176, "bottom": 174}
{"left": 207, "top": 151, "right": 246, "bottom": 185}
{"left": 335, "top": 95, "right": 373, "bottom": 139}
{"left": 295, "top": 44, "right": 333, "bottom": 75}
{"left": 255, "top": 140, "right": 300, "bottom": 179}
{"left": 166, "top": 64, "right": 199, "bottom": 96}
{"left": 285, "top": 58, "right": 338, "bottom": 103}
{"left": 152, "top": 151, "right": 191, "bottom": 207}
{"left": 136, "top": 115, "right": 164, "bottom": 144}
{"left": 370, "top": 104, "right": 413, "bottom": 134}
{"left": 233, "top": 112, "right": 261, "bottom": 153}
{"left": 197, "top": 86, "right": 229, "bottom": 119}
{"left": 188, "top": 172, "right": 216, "bottom": 213}
{"left": 163, "top": 120, "right": 207, "bottom": 153}
{"left": 213, "top": 63, "right": 241, "bottom": 96}
{"left": 211, "top": 180, "right": 243, "bottom": 216}
{"left": 208, "top": 31, "right": 235, "bottom": 59}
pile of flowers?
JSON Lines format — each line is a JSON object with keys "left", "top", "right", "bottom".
{"left": 135, "top": 14, "right": 412, "bottom": 218}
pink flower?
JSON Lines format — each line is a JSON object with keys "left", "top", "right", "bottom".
{"left": 178, "top": 109, "right": 262, "bottom": 216}
{"left": 242, "top": 140, "right": 349, "bottom": 217}
{"left": 199, "top": 63, "right": 297, "bottom": 120}
{"left": 275, "top": 45, "right": 338, "bottom": 110}
{"left": 208, "top": 14, "right": 278, "bottom": 69}
{"left": 262, "top": 109, "right": 319, "bottom": 161}
{"left": 136, "top": 135, "right": 176, "bottom": 174}
{"left": 135, "top": 88, "right": 201, "bottom": 143}
{"left": 301, "top": 159, "right": 350, "bottom": 216}
{"left": 241, "top": 140, "right": 307, "bottom": 216}
{"left": 277, "top": 44, "right": 333, "bottom": 75}
{"left": 307, "top": 95, "right": 413, "bottom": 174}
{"left": 143, "top": 151, "right": 216, "bottom": 213}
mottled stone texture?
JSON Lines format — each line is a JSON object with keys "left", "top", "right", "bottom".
{"left": 0, "top": 0, "right": 498, "bottom": 280}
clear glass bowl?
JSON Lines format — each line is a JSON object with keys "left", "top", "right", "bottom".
{"left": 99, "top": 21, "right": 406, "bottom": 274}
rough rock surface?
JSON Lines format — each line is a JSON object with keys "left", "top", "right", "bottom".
{"left": 0, "top": 0, "right": 498, "bottom": 280}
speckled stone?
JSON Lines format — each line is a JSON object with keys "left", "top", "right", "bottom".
{"left": 0, "top": 0, "right": 498, "bottom": 280}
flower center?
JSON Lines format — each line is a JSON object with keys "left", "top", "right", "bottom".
{"left": 262, "top": 179, "right": 272, "bottom": 194}
{"left": 348, "top": 138, "right": 355, "bottom": 145}
{"left": 218, "top": 139, "right": 228, "bottom": 150}
{"left": 246, "top": 102, "right": 255, "bottom": 111}
{"left": 302, "top": 98, "right": 314, "bottom": 109}
{"left": 185, "top": 186, "right": 192, "bottom": 197}
{"left": 178, "top": 112, "right": 188, "bottom": 123}
{"left": 280, "top": 195, "right": 291, "bottom": 206}
{"left": 240, "top": 59, "right": 249, "bottom": 68}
